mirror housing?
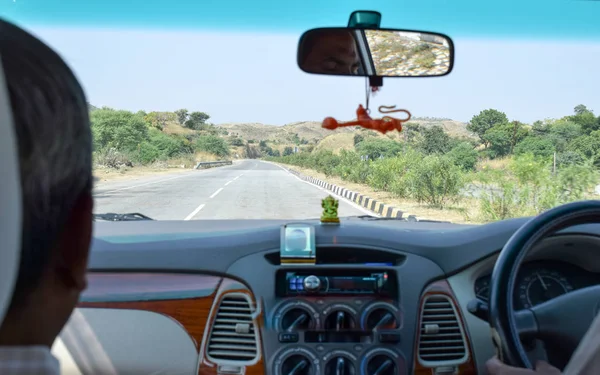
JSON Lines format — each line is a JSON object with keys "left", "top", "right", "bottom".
{"left": 297, "top": 27, "right": 454, "bottom": 78}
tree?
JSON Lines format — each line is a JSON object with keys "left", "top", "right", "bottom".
{"left": 467, "top": 109, "right": 509, "bottom": 147}
{"left": 483, "top": 122, "right": 528, "bottom": 159}
{"left": 174, "top": 109, "right": 189, "bottom": 125}
{"left": 283, "top": 146, "right": 294, "bottom": 156}
{"left": 144, "top": 111, "right": 174, "bottom": 131}
{"left": 184, "top": 111, "right": 210, "bottom": 130}
{"left": 417, "top": 126, "right": 452, "bottom": 154}
{"left": 353, "top": 134, "right": 364, "bottom": 146}
{"left": 574, "top": 104, "right": 590, "bottom": 116}
{"left": 569, "top": 110, "right": 599, "bottom": 135}
{"left": 568, "top": 130, "right": 600, "bottom": 162}
{"left": 546, "top": 119, "right": 582, "bottom": 152}
{"left": 402, "top": 122, "right": 421, "bottom": 143}
{"left": 514, "top": 136, "right": 556, "bottom": 159}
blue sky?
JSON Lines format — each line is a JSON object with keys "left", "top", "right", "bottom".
{"left": 2, "top": 0, "right": 600, "bottom": 124}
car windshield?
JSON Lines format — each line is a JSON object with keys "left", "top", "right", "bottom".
{"left": 3, "top": 0, "right": 599, "bottom": 223}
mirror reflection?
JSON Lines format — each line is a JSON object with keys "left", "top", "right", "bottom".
{"left": 298, "top": 28, "right": 453, "bottom": 77}
{"left": 365, "top": 30, "right": 451, "bottom": 77}
{"left": 299, "top": 29, "right": 361, "bottom": 75}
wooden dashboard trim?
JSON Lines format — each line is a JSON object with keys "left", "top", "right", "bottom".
{"left": 77, "top": 272, "right": 265, "bottom": 375}
{"left": 413, "top": 280, "right": 477, "bottom": 375}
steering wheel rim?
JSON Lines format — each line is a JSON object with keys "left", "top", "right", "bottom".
{"left": 489, "top": 200, "right": 600, "bottom": 368}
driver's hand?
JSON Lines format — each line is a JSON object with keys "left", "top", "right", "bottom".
{"left": 486, "top": 357, "right": 562, "bottom": 374}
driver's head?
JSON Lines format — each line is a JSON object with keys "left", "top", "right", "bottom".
{"left": 0, "top": 19, "right": 93, "bottom": 347}
{"left": 300, "top": 29, "right": 360, "bottom": 75}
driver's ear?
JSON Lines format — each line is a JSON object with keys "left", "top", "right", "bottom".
{"left": 53, "top": 190, "right": 93, "bottom": 292}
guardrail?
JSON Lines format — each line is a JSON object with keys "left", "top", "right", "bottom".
{"left": 194, "top": 160, "right": 233, "bottom": 169}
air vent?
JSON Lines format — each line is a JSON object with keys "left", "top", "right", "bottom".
{"left": 417, "top": 294, "right": 468, "bottom": 367}
{"left": 206, "top": 293, "right": 259, "bottom": 364}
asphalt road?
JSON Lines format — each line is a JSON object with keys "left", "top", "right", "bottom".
{"left": 93, "top": 160, "right": 371, "bottom": 220}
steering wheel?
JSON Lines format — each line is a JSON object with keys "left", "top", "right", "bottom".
{"left": 489, "top": 200, "right": 600, "bottom": 369}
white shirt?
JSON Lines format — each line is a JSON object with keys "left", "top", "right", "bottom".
{"left": 0, "top": 346, "right": 59, "bottom": 375}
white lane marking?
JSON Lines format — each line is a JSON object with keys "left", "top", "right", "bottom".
{"left": 224, "top": 180, "right": 233, "bottom": 186}
{"left": 263, "top": 161, "right": 378, "bottom": 217}
{"left": 210, "top": 188, "right": 223, "bottom": 199}
{"left": 184, "top": 204, "right": 206, "bottom": 220}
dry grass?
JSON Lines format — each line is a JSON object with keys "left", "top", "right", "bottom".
{"left": 277, "top": 164, "right": 481, "bottom": 224}
{"left": 314, "top": 133, "right": 356, "bottom": 154}
{"left": 194, "top": 151, "right": 220, "bottom": 162}
{"left": 93, "top": 151, "right": 221, "bottom": 183}
{"left": 93, "top": 165, "right": 191, "bottom": 183}
{"left": 216, "top": 120, "right": 464, "bottom": 144}
{"left": 162, "top": 121, "right": 198, "bottom": 135}
{"left": 477, "top": 157, "right": 511, "bottom": 171}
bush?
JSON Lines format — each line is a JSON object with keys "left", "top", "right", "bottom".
{"left": 148, "top": 129, "right": 187, "bottom": 159}
{"left": 283, "top": 147, "right": 294, "bottom": 156}
{"left": 406, "top": 155, "right": 465, "bottom": 207}
{"left": 477, "top": 153, "right": 598, "bottom": 221}
{"left": 356, "top": 138, "right": 402, "bottom": 160}
{"left": 514, "top": 136, "right": 555, "bottom": 158}
{"left": 135, "top": 142, "right": 161, "bottom": 164}
{"left": 447, "top": 142, "right": 478, "bottom": 171}
{"left": 94, "top": 148, "right": 134, "bottom": 168}
{"left": 196, "top": 135, "right": 230, "bottom": 157}
{"left": 91, "top": 109, "right": 148, "bottom": 151}
{"left": 229, "top": 137, "right": 245, "bottom": 146}
{"left": 556, "top": 151, "right": 584, "bottom": 168}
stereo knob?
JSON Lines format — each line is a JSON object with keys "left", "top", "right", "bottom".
{"left": 303, "top": 275, "right": 321, "bottom": 292}
{"left": 324, "top": 310, "right": 356, "bottom": 331}
{"left": 325, "top": 356, "right": 356, "bottom": 375}
{"left": 365, "top": 354, "right": 397, "bottom": 375}
{"left": 281, "top": 354, "right": 314, "bottom": 375}
{"left": 361, "top": 303, "right": 400, "bottom": 331}
{"left": 281, "top": 308, "right": 315, "bottom": 331}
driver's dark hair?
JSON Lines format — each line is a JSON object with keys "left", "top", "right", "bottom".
{"left": 0, "top": 19, "right": 92, "bottom": 309}
{"left": 299, "top": 29, "right": 354, "bottom": 64}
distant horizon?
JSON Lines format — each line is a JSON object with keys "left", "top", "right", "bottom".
{"left": 16, "top": 25, "right": 600, "bottom": 126}
{"left": 88, "top": 101, "right": 585, "bottom": 127}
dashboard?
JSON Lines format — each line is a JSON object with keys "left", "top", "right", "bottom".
{"left": 62, "top": 217, "right": 600, "bottom": 375}
{"left": 474, "top": 260, "right": 600, "bottom": 310}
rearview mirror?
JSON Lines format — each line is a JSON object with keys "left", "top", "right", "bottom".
{"left": 297, "top": 27, "right": 454, "bottom": 77}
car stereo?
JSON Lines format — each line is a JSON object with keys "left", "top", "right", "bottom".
{"left": 275, "top": 269, "right": 398, "bottom": 297}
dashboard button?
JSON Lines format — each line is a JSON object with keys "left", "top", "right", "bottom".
{"left": 303, "top": 275, "right": 321, "bottom": 292}
{"left": 378, "top": 331, "right": 401, "bottom": 343}
{"left": 278, "top": 332, "right": 299, "bottom": 343}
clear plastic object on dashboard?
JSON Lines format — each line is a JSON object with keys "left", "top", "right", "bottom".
{"left": 280, "top": 224, "right": 316, "bottom": 266}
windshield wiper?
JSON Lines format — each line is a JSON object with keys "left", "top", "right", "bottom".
{"left": 351, "top": 215, "right": 450, "bottom": 223}
{"left": 93, "top": 212, "right": 154, "bottom": 222}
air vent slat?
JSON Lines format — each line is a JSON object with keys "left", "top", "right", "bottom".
{"left": 209, "top": 337, "right": 257, "bottom": 344}
{"left": 417, "top": 294, "right": 467, "bottom": 366}
{"left": 209, "top": 343, "right": 257, "bottom": 351}
{"left": 215, "top": 318, "right": 252, "bottom": 324}
{"left": 207, "top": 351, "right": 257, "bottom": 359}
{"left": 206, "top": 294, "right": 259, "bottom": 364}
